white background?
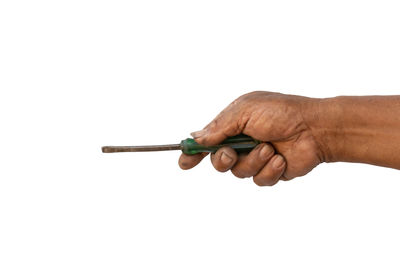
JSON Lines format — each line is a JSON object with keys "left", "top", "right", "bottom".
{"left": 1, "top": 0, "right": 400, "bottom": 269}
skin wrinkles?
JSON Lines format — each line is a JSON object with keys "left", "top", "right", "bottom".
{"left": 179, "top": 91, "right": 400, "bottom": 186}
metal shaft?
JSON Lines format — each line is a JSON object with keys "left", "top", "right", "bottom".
{"left": 102, "top": 144, "right": 182, "bottom": 153}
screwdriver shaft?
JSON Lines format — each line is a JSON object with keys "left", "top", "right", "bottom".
{"left": 102, "top": 144, "right": 182, "bottom": 153}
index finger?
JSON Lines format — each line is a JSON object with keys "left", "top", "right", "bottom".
{"left": 178, "top": 152, "right": 209, "bottom": 170}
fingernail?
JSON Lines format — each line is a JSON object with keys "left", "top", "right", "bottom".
{"left": 259, "top": 144, "right": 274, "bottom": 160}
{"left": 221, "top": 152, "right": 233, "bottom": 165}
{"left": 191, "top": 129, "right": 207, "bottom": 139}
{"left": 272, "top": 155, "right": 285, "bottom": 169}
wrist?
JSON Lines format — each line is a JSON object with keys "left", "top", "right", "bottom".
{"left": 302, "top": 95, "right": 400, "bottom": 169}
{"left": 302, "top": 96, "right": 346, "bottom": 163}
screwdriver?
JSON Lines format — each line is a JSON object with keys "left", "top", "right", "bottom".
{"left": 102, "top": 134, "right": 260, "bottom": 155}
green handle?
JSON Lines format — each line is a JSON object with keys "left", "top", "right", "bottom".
{"left": 181, "top": 134, "right": 260, "bottom": 155}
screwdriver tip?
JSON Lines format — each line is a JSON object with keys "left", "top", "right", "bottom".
{"left": 102, "top": 146, "right": 113, "bottom": 153}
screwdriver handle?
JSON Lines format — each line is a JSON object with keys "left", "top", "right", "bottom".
{"left": 181, "top": 134, "right": 260, "bottom": 155}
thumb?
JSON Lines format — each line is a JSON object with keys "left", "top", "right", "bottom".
{"left": 191, "top": 108, "right": 244, "bottom": 146}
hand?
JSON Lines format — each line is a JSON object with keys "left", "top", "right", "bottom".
{"left": 178, "top": 91, "right": 325, "bottom": 186}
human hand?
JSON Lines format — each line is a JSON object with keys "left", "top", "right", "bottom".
{"left": 178, "top": 91, "right": 326, "bottom": 186}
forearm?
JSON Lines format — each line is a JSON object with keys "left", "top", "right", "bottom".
{"left": 306, "top": 96, "right": 400, "bottom": 169}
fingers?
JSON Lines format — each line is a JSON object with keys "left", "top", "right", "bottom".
{"left": 210, "top": 147, "right": 238, "bottom": 172}
{"left": 210, "top": 146, "right": 286, "bottom": 186}
{"left": 179, "top": 146, "right": 287, "bottom": 187}
{"left": 178, "top": 152, "right": 208, "bottom": 170}
{"left": 231, "top": 143, "right": 275, "bottom": 178}
{"left": 178, "top": 146, "right": 239, "bottom": 172}
{"left": 253, "top": 154, "right": 286, "bottom": 186}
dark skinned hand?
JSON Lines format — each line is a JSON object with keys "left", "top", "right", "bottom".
{"left": 178, "top": 91, "right": 324, "bottom": 186}
{"left": 179, "top": 92, "right": 400, "bottom": 185}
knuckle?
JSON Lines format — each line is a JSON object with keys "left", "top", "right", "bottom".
{"left": 231, "top": 168, "right": 247, "bottom": 179}
{"left": 255, "top": 143, "right": 275, "bottom": 160}
{"left": 253, "top": 177, "right": 268, "bottom": 186}
{"left": 253, "top": 175, "right": 277, "bottom": 186}
{"left": 241, "top": 168, "right": 256, "bottom": 178}
{"left": 234, "top": 91, "right": 257, "bottom": 104}
{"left": 207, "top": 121, "right": 218, "bottom": 133}
{"left": 262, "top": 144, "right": 275, "bottom": 157}
{"left": 253, "top": 179, "right": 264, "bottom": 186}
{"left": 253, "top": 175, "right": 265, "bottom": 186}
{"left": 246, "top": 156, "right": 260, "bottom": 168}
{"left": 243, "top": 91, "right": 261, "bottom": 98}
{"left": 280, "top": 174, "right": 293, "bottom": 181}
{"left": 232, "top": 163, "right": 255, "bottom": 178}
{"left": 264, "top": 180, "right": 277, "bottom": 186}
